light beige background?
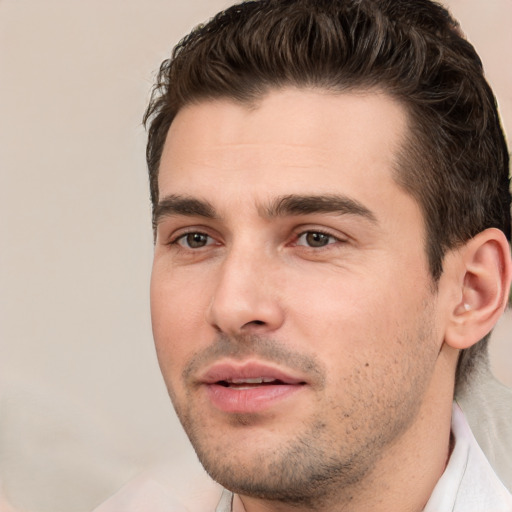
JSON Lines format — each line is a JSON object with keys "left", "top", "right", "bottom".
{"left": 0, "top": 1, "right": 510, "bottom": 511}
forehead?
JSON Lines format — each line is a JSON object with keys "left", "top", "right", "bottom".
{"left": 158, "top": 88, "right": 414, "bottom": 220}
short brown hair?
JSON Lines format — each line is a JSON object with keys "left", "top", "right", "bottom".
{"left": 144, "top": 0, "right": 511, "bottom": 386}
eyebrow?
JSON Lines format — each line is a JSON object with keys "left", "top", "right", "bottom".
{"left": 154, "top": 193, "right": 377, "bottom": 226}
{"left": 153, "top": 195, "right": 217, "bottom": 227}
{"left": 264, "top": 194, "right": 377, "bottom": 223}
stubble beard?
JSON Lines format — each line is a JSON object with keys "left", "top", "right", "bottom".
{"left": 184, "top": 415, "right": 384, "bottom": 508}
{"left": 169, "top": 312, "right": 439, "bottom": 509}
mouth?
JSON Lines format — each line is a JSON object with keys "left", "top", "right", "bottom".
{"left": 199, "top": 362, "right": 307, "bottom": 414}
{"left": 217, "top": 377, "right": 292, "bottom": 390}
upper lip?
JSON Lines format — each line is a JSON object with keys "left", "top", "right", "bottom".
{"left": 198, "top": 361, "right": 307, "bottom": 385}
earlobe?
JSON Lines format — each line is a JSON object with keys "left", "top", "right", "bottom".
{"left": 445, "top": 228, "right": 512, "bottom": 350}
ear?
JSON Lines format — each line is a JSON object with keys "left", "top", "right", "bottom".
{"left": 444, "top": 228, "right": 512, "bottom": 350}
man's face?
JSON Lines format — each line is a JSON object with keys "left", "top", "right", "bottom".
{"left": 151, "top": 89, "right": 447, "bottom": 503}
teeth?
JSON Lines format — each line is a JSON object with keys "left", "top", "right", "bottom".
{"left": 230, "top": 377, "right": 276, "bottom": 384}
{"left": 231, "top": 378, "right": 262, "bottom": 384}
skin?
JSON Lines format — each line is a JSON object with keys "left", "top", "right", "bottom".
{"left": 150, "top": 88, "right": 463, "bottom": 512}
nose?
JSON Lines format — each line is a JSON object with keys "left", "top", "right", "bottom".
{"left": 206, "top": 246, "right": 285, "bottom": 336}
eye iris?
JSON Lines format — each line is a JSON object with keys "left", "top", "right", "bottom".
{"left": 306, "top": 232, "right": 330, "bottom": 247}
{"left": 187, "top": 233, "right": 208, "bottom": 248}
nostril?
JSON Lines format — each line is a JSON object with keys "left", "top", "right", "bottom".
{"left": 241, "top": 320, "right": 266, "bottom": 329}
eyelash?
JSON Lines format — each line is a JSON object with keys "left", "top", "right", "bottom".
{"left": 169, "top": 231, "right": 217, "bottom": 249}
{"left": 294, "top": 229, "right": 342, "bottom": 248}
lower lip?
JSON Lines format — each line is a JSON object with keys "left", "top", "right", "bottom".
{"left": 205, "top": 383, "right": 303, "bottom": 413}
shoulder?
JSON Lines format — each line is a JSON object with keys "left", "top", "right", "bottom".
{"left": 425, "top": 403, "right": 512, "bottom": 512}
{"left": 457, "top": 363, "right": 512, "bottom": 491}
{"left": 452, "top": 404, "right": 512, "bottom": 512}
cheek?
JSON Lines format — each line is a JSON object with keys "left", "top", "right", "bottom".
{"left": 287, "top": 268, "right": 387, "bottom": 338}
{"left": 150, "top": 265, "right": 212, "bottom": 381}
{"left": 287, "top": 264, "right": 432, "bottom": 368}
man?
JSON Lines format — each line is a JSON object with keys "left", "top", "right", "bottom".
{"left": 95, "top": 0, "right": 512, "bottom": 510}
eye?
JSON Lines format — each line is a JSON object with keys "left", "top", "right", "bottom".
{"left": 296, "top": 231, "right": 338, "bottom": 248}
{"left": 174, "top": 232, "right": 215, "bottom": 249}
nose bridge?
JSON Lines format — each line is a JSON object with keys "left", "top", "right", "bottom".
{"left": 207, "top": 237, "right": 283, "bottom": 334}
